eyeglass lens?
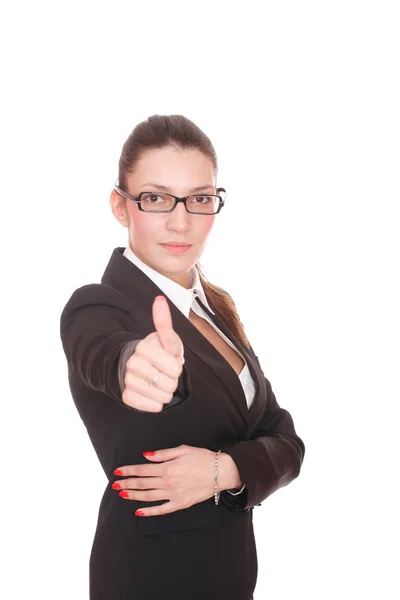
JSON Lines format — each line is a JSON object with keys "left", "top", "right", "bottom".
{"left": 140, "top": 193, "right": 219, "bottom": 214}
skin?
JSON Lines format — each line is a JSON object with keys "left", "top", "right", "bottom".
{"left": 109, "top": 145, "right": 217, "bottom": 288}
{"left": 108, "top": 145, "right": 243, "bottom": 516}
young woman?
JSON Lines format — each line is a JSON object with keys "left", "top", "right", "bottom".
{"left": 60, "top": 114, "right": 305, "bottom": 600}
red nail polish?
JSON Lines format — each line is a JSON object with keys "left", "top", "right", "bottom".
{"left": 119, "top": 491, "right": 129, "bottom": 498}
{"left": 135, "top": 510, "right": 145, "bottom": 516}
{"left": 114, "top": 469, "right": 123, "bottom": 475}
{"left": 111, "top": 482, "right": 121, "bottom": 490}
{"left": 143, "top": 451, "right": 155, "bottom": 457}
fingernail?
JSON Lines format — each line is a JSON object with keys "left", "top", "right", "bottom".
{"left": 111, "top": 482, "right": 121, "bottom": 490}
{"left": 143, "top": 451, "right": 155, "bottom": 457}
{"left": 156, "top": 295, "right": 166, "bottom": 301}
{"left": 135, "top": 510, "right": 145, "bottom": 516}
{"left": 114, "top": 469, "right": 123, "bottom": 475}
{"left": 119, "top": 491, "right": 129, "bottom": 498}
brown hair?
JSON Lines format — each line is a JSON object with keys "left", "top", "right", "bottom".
{"left": 117, "top": 114, "right": 251, "bottom": 350}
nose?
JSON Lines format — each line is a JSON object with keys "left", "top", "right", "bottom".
{"left": 166, "top": 201, "right": 192, "bottom": 232}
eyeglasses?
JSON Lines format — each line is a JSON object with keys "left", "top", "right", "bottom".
{"left": 113, "top": 183, "right": 226, "bottom": 214}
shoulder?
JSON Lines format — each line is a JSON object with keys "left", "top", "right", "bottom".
{"left": 60, "top": 284, "right": 133, "bottom": 328}
{"left": 61, "top": 283, "right": 129, "bottom": 310}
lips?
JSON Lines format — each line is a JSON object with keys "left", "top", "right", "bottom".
{"left": 160, "top": 243, "right": 192, "bottom": 254}
{"left": 161, "top": 242, "right": 191, "bottom": 246}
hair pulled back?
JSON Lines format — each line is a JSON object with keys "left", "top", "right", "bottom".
{"left": 118, "top": 114, "right": 250, "bottom": 350}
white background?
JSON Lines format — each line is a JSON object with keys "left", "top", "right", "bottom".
{"left": 1, "top": 1, "right": 399, "bottom": 599}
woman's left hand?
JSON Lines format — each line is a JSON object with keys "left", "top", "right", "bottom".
{"left": 112, "top": 445, "right": 218, "bottom": 516}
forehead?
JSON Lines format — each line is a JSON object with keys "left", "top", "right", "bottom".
{"left": 128, "top": 146, "right": 215, "bottom": 189}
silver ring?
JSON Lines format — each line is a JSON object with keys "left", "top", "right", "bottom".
{"left": 149, "top": 372, "right": 159, "bottom": 387}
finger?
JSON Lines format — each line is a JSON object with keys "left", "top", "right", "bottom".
{"left": 121, "top": 388, "right": 166, "bottom": 412}
{"left": 152, "top": 296, "right": 184, "bottom": 359}
{"left": 113, "top": 464, "right": 165, "bottom": 477}
{"left": 119, "top": 488, "right": 170, "bottom": 502}
{"left": 126, "top": 344, "right": 182, "bottom": 382}
{"left": 124, "top": 371, "right": 177, "bottom": 404}
{"left": 112, "top": 476, "right": 164, "bottom": 491}
{"left": 124, "top": 355, "right": 179, "bottom": 394}
{"left": 152, "top": 295, "right": 173, "bottom": 332}
{"left": 134, "top": 500, "right": 181, "bottom": 517}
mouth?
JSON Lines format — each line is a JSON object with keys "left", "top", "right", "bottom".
{"left": 160, "top": 242, "right": 192, "bottom": 255}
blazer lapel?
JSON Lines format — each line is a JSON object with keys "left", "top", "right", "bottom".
{"left": 194, "top": 296, "right": 266, "bottom": 433}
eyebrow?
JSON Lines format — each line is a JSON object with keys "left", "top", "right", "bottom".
{"left": 138, "top": 183, "right": 215, "bottom": 193}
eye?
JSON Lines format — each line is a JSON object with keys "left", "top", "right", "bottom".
{"left": 191, "top": 195, "right": 212, "bottom": 204}
{"left": 144, "top": 193, "right": 164, "bottom": 204}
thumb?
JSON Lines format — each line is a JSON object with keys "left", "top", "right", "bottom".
{"left": 152, "top": 296, "right": 184, "bottom": 360}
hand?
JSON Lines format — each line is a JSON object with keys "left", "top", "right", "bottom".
{"left": 112, "top": 445, "right": 217, "bottom": 516}
{"left": 122, "top": 295, "right": 185, "bottom": 412}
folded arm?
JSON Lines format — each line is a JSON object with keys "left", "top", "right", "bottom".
{"left": 220, "top": 377, "right": 305, "bottom": 511}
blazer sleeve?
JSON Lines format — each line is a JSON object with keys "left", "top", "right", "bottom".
{"left": 220, "top": 376, "right": 305, "bottom": 511}
{"left": 60, "top": 284, "right": 190, "bottom": 410}
{"left": 60, "top": 284, "right": 145, "bottom": 405}
{"left": 118, "top": 339, "right": 142, "bottom": 392}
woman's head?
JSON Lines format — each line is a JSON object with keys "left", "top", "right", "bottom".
{"left": 110, "top": 114, "right": 251, "bottom": 349}
{"left": 110, "top": 115, "right": 220, "bottom": 288}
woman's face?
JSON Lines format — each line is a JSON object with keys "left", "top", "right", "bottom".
{"left": 110, "top": 146, "right": 217, "bottom": 288}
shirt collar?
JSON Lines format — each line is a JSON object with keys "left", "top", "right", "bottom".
{"left": 122, "top": 244, "right": 215, "bottom": 318}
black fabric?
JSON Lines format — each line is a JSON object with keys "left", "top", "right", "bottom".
{"left": 60, "top": 247, "right": 305, "bottom": 600}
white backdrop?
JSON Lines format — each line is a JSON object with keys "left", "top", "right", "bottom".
{"left": 1, "top": 1, "right": 399, "bottom": 599}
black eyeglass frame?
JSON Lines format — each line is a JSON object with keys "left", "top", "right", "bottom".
{"left": 113, "top": 183, "right": 226, "bottom": 214}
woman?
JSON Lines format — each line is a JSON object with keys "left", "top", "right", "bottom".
{"left": 60, "top": 114, "right": 305, "bottom": 600}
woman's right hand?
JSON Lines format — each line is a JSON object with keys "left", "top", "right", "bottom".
{"left": 121, "top": 296, "right": 185, "bottom": 412}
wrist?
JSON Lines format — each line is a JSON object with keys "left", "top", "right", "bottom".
{"left": 216, "top": 451, "right": 242, "bottom": 491}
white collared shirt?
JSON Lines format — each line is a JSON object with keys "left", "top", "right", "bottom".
{"left": 122, "top": 244, "right": 255, "bottom": 408}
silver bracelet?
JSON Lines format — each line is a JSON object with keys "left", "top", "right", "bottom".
{"left": 214, "top": 450, "right": 222, "bottom": 505}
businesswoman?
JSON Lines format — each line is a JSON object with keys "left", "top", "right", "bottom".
{"left": 60, "top": 114, "right": 305, "bottom": 600}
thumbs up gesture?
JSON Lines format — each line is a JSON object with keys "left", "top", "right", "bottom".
{"left": 121, "top": 296, "right": 185, "bottom": 412}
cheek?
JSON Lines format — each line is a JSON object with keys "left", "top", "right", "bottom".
{"left": 128, "top": 210, "right": 159, "bottom": 240}
{"left": 198, "top": 216, "right": 215, "bottom": 238}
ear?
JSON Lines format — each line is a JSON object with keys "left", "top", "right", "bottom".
{"left": 110, "top": 189, "right": 129, "bottom": 226}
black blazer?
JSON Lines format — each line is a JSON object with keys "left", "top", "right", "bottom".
{"left": 60, "top": 247, "right": 305, "bottom": 600}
